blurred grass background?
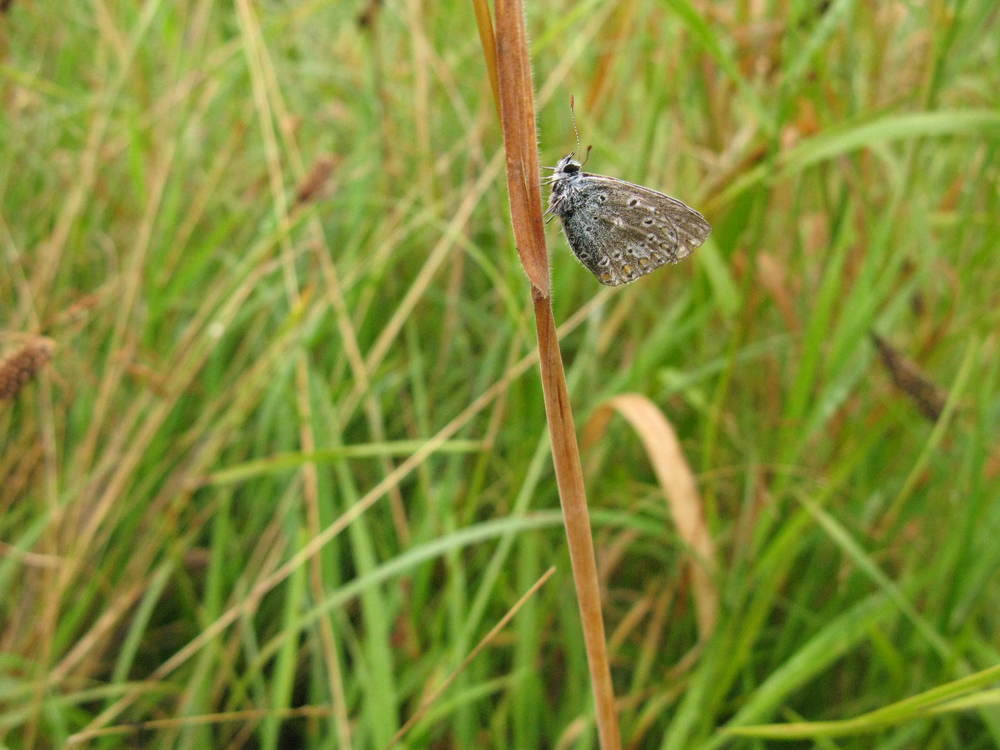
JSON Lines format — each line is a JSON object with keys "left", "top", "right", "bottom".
{"left": 1, "top": 0, "right": 999, "bottom": 748}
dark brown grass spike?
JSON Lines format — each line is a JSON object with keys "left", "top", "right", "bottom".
{"left": 871, "top": 332, "right": 948, "bottom": 422}
{"left": 0, "top": 338, "right": 55, "bottom": 401}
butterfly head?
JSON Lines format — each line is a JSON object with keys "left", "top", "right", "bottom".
{"left": 556, "top": 153, "right": 582, "bottom": 175}
{"left": 546, "top": 154, "right": 583, "bottom": 188}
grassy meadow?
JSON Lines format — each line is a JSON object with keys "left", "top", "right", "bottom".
{"left": 2, "top": 0, "right": 999, "bottom": 747}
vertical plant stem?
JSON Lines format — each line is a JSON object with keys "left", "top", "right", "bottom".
{"left": 485, "top": 0, "right": 622, "bottom": 746}
{"left": 533, "top": 290, "right": 622, "bottom": 750}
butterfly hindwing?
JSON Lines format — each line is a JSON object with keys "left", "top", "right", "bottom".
{"left": 558, "top": 173, "right": 710, "bottom": 286}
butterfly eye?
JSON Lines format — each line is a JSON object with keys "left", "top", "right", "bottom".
{"left": 563, "top": 163, "right": 580, "bottom": 174}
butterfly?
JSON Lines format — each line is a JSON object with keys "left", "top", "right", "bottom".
{"left": 545, "top": 153, "right": 711, "bottom": 286}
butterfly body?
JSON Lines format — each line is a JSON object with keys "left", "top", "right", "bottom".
{"left": 546, "top": 154, "right": 711, "bottom": 286}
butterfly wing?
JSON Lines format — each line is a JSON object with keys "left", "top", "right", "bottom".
{"left": 558, "top": 174, "right": 711, "bottom": 286}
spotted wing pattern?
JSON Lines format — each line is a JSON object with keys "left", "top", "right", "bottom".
{"left": 556, "top": 174, "right": 711, "bottom": 286}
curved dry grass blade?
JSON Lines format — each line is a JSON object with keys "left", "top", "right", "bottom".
{"left": 584, "top": 394, "right": 718, "bottom": 639}
{"left": 470, "top": 0, "right": 500, "bottom": 121}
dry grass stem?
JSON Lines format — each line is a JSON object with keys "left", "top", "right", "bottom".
{"left": 492, "top": 0, "right": 550, "bottom": 294}
{"left": 487, "top": 0, "right": 621, "bottom": 746}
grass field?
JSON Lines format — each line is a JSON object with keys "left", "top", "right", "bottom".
{"left": 2, "top": 0, "right": 999, "bottom": 748}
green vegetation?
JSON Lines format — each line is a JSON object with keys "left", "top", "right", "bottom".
{"left": 1, "top": 0, "right": 998, "bottom": 747}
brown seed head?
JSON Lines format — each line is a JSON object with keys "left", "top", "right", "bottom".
{"left": 0, "top": 338, "right": 55, "bottom": 400}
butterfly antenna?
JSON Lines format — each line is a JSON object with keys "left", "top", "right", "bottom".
{"left": 570, "top": 94, "right": 582, "bottom": 156}
{"left": 569, "top": 96, "right": 591, "bottom": 167}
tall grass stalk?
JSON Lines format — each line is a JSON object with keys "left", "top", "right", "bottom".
{"left": 480, "top": 1, "right": 621, "bottom": 746}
